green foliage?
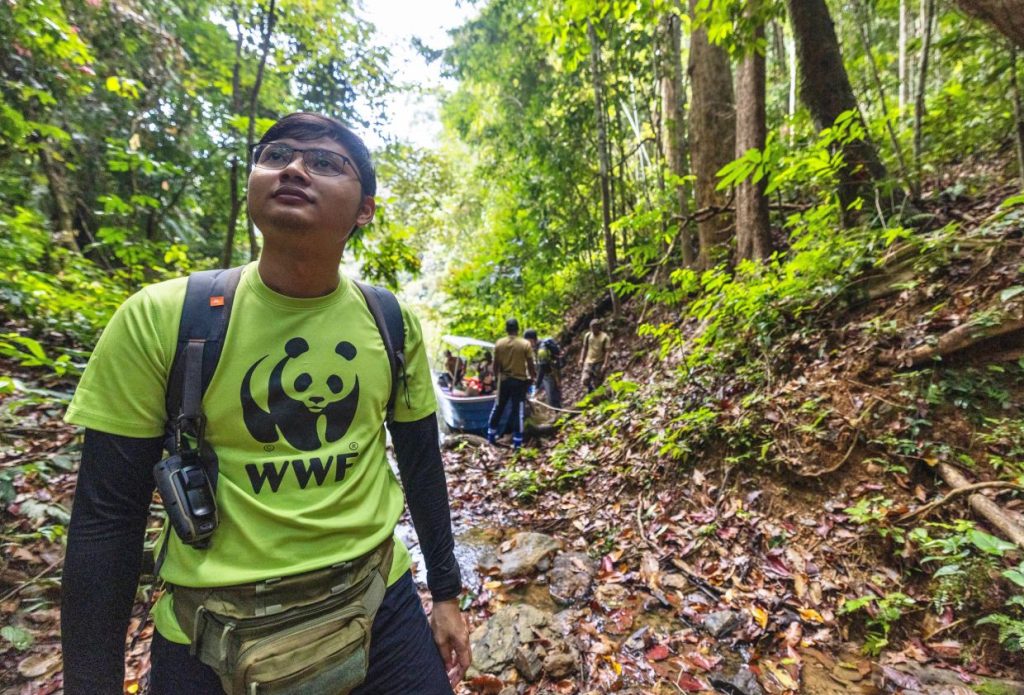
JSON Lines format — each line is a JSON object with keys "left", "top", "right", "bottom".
{"left": 978, "top": 417, "right": 1024, "bottom": 481}
{"left": 497, "top": 465, "right": 541, "bottom": 500}
{"left": 1, "top": 625, "right": 34, "bottom": 651}
{"left": 0, "top": 0, "right": 407, "bottom": 316}
{"left": 644, "top": 199, "right": 880, "bottom": 375}
{"left": 977, "top": 561, "right": 1024, "bottom": 653}
{"left": 0, "top": 334, "right": 80, "bottom": 377}
{"left": 909, "top": 521, "right": 1012, "bottom": 613}
{"left": 977, "top": 612, "right": 1024, "bottom": 653}
{"left": 840, "top": 591, "right": 916, "bottom": 655}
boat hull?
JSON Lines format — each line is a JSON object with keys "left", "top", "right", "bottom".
{"left": 433, "top": 382, "right": 510, "bottom": 434}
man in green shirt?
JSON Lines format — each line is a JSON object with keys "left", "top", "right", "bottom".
{"left": 61, "top": 113, "right": 470, "bottom": 694}
{"left": 487, "top": 318, "right": 535, "bottom": 449}
{"left": 580, "top": 319, "right": 611, "bottom": 393}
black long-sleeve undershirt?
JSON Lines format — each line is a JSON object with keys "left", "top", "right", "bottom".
{"left": 62, "top": 430, "right": 161, "bottom": 694}
{"left": 61, "top": 414, "right": 460, "bottom": 694}
{"left": 388, "top": 414, "right": 462, "bottom": 601}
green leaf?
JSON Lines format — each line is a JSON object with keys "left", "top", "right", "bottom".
{"left": 1, "top": 626, "right": 34, "bottom": 650}
{"left": 839, "top": 594, "right": 876, "bottom": 614}
{"left": 933, "top": 564, "right": 962, "bottom": 578}
{"left": 968, "top": 529, "right": 1016, "bottom": 556}
{"left": 105, "top": 75, "right": 120, "bottom": 92}
{"left": 1000, "top": 193, "right": 1024, "bottom": 209}
{"left": 1003, "top": 568, "right": 1024, "bottom": 588}
{"left": 1000, "top": 286, "right": 1024, "bottom": 303}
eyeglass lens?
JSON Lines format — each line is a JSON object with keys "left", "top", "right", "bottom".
{"left": 252, "top": 144, "right": 352, "bottom": 178}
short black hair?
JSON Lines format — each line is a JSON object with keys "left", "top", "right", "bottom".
{"left": 505, "top": 318, "right": 519, "bottom": 334}
{"left": 258, "top": 112, "right": 377, "bottom": 197}
{"left": 523, "top": 329, "right": 537, "bottom": 340}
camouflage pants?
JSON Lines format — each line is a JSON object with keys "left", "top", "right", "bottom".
{"left": 581, "top": 362, "right": 604, "bottom": 393}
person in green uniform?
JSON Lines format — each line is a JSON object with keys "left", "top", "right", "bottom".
{"left": 61, "top": 113, "right": 470, "bottom": 694}
{"left": 487, "top": 318, "right": 535, "bottom": 449}
{"left": 523, "top": 329, "right": 562, "bottom": 409}
{"left": 580, "top": 318, "right": 611, "bottom": 393}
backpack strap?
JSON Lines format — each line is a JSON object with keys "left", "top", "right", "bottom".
{"left": 164, "top": 266, "right": 244, "bottom": 480}
{"left": 144, "top": 266, "right": 242, "bottom": 604}
{"left": 354, "top": 282, "right": 406, "bottom": 423}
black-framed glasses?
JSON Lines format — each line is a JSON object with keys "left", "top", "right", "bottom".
{"left": 250, "top": 143, "right": 360, "bottom": 181}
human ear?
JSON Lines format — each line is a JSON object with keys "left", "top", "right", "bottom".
{"left": 355, "top": 194, "right": 376, "bottom": 227}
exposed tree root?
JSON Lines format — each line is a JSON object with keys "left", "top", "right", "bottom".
{"left": 929, "top": 462, "right": 1024, "bottom": 549}
{"left": 897, "top": 480, "right": 1024, "bottom": 524}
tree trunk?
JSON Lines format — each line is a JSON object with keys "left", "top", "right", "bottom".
{"left": 221, "top": 3, "right": 245, "bottom": 269}
{"left": 787, "top": 0, "right": 888, "bottom": 224}
{"left": 588, "top": 18, "right": 618, "bottom": 314}
{"left": 735, "top": 0, "right": 771, "bottom": 262}
{"left": 1010, "top": 46, "right": 1024, "bottom": 190}
{"left": 913, "top": 0, "right": 936, "bottom": 192}
{"left": 37, "top": 146, "right": 80, "bottom": 254}
{"left": 899, "top": 0, "right": 908, "bottom": 113}
{"left": 954, "top": 0, "right": 1024, "bottom": 48}
{"left": 787, "top": 29, "right": 797, "bottom": 123}
{"left": 857, "top": 3, "right": 912, "bottom": 192}
{"left": 660, "top": 11, "right": 693, "bottom": 267}
{"left": 688, "top": 0, "right": 735, "bottom": 269}
{"left": 245, "top": 0, "right": 277, "bottom": 262}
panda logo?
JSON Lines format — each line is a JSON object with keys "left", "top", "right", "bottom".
{"left": 240, "top": 337, "right": 359, "bottom": 451}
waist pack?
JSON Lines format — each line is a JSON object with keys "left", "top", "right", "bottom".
{"left": 170, "top": 538, "right": 394, "bottom": 695}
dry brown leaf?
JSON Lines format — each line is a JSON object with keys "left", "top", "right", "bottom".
{"left": 17, "top": 652, "right": 61, "bottom": 679}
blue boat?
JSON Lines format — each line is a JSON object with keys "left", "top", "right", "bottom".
{"left": 432, "top": 335, "right": 508, "bottom": 434}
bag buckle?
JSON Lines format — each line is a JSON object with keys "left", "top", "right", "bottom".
{"left": 175, "top": 412, "right": 206, "bottom": 451}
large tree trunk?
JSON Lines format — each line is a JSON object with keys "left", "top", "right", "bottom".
{"left": 660, "top": 11, "right": 693, "bottom": 267}
{"left": 735, "top": 0, "right": 771, "bottom": 263}
{"left": 787, "top": 0, "right": 888, "bottom": 223}
{"left": 588, "top": 18, "right": 619, "bottom": 314}
{"left": 688, "top": 0, "right": 735, "bottom": 269}
{"left": 955, "top": 0, "right": 1024, "bottom": 48}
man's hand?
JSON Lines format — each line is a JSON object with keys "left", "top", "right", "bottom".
{"left": 430, "top": 598, "right": 472, "bottom": 686}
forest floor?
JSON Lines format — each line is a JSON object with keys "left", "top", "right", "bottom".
{"left": 3, "top": 188, "right": 1024, "bottom": 694}
{"left": 435, "top": 186, "right": 1024, "bottom": 693}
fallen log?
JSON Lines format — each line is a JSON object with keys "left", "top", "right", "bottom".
{"left": 886, "top": 315, "right": 1024, "bottom": 367}
{"left": 936, "top": 462, "right": 1024, "bottom": 550}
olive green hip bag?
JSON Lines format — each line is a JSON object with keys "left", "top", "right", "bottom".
{"left": 170, "top": 538, "right": 394, "bottom": 695}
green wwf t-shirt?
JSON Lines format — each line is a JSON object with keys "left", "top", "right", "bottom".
{"left": 65, "top": 263, "right": 437, "bottom": 642}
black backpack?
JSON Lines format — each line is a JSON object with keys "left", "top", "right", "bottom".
{"left": 164, "top": 266, "right": 407, "bottom": 464}
{"left": 540, "top": 337, "right": 565, "bottom": 369}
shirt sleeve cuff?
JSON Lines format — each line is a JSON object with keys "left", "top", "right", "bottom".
{"left": 427, "top": 555, "right": 463, "bottom": 602}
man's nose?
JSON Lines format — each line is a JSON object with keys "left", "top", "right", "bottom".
{"left": 279, "top": 152, "right": 308, "bottom": 179}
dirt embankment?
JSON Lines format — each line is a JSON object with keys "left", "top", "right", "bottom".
{"left": 449, "top": 193, "right": 1024, "bottom": 692}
